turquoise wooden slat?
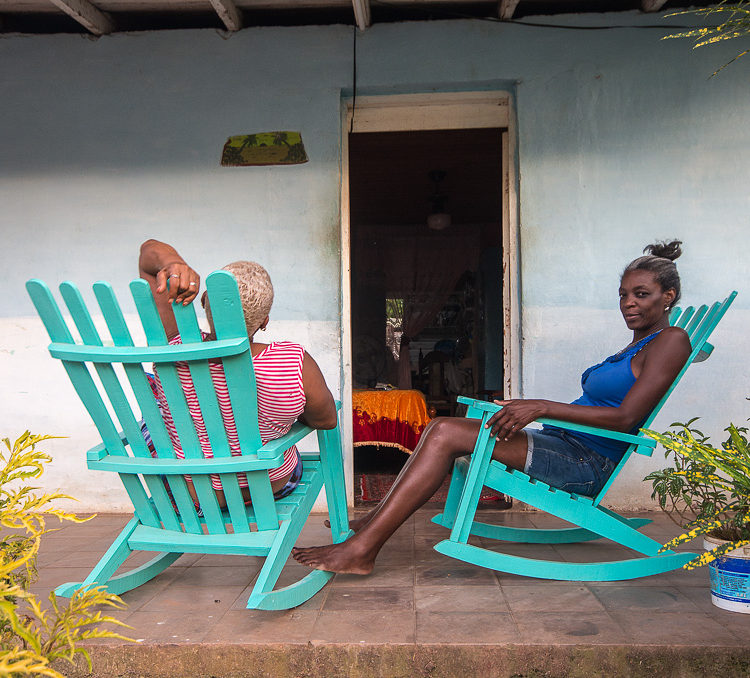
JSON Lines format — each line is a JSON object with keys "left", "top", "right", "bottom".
{"left": 450, "top": 411, "right": 496, "bottom": 544}
{"left": 26, "top": 280, "right": 160, "bottom": 529}
{"left": 205, "top": 271, "right": 278, "bottom": 531}
{"left": 48, "top": 338, "right": 249, "bottom": 363}
{"left": 92, "top": 283, "right": 184, "bottom": 532}
{"left": 60, "top": 283, "right": 148, "bottom": 459}
{"left": 87, "top": 453, "right": 291, "bottom": 474}
{"left": 93, "top": 284, "right": 174, "bottom": 457}
{"left": 61, "top": 282, "right": 183, "bottom": 533}
{"left": 256, "top": 422, "right": 315, "bottom": 456}
{"left": 29, "top": 271, "right": 350, "bottom": 609}
{"left": 684, "top": 305, "right": 708, "bottom": 336}
{"left": 168, "top": 302, "right": 227, "bottom": 535}
{"left": 672, "top": 305, "right": 694, "bottom": 329}
{"left": 434, "top": 292, "right": 737, "bottom": 581}
{"left": 438, "top": 451, "right": 469, "bottom": 530}
{"left": 130, "top": 280, "right": 205, "bottom": 535}
{"left": 205, "top": 272, "right": 263, "bottom": 454}
{"left": 316, "top": 406, "right": 351, "bottom": 542}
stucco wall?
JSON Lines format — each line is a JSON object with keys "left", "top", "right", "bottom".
{"left": 1, "top": 13, "right": 748, "bottom": 511}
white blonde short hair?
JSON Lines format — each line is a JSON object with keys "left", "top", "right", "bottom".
{"left": 221, "top": 261, "right": 274, "bottom": 336}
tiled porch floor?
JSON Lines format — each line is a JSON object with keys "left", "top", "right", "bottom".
{"left": 29, "top": 508, "right": 750, "bottom": 648}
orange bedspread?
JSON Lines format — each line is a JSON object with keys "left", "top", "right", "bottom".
{"left": 352, "top": 389, "right": 432, "bottom": 454}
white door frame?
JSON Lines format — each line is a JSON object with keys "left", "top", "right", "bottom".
{"left": 339, "top": 91, "right": 521, "bottom": 504}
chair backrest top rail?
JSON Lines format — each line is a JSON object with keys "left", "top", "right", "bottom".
{"left": 48, "top": 337, "right": 249, "bottom": 363}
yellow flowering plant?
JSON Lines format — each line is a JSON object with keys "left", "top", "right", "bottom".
{"left": 0, "top": 432, "right": 132, "bottom": 677}
{"left": 644, "top": 419, "right": 750, "bottom": 569}
{"left": 663, "top": 1, "right": 750, "bottom": 76}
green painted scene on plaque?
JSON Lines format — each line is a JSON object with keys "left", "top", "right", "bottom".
{"left": 221, "top": 132, "right": 308, "bottom": 166}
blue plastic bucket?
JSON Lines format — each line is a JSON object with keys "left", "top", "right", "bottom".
{"left": 704, "top": 536, "right": 750, "bottom": 614}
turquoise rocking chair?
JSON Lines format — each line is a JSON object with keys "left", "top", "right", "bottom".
{"left": 432, "top": 292, "right": 737, "bottom": 581}
{"left": 26, "top": 271, "right": 351, "bottom": 610}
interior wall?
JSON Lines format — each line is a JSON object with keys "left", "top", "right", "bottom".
{"left": 349, "top": 129, "right": 502, "bottom": 394}
{"left": 1, "top": 12, "right": 749, "bottom": 510}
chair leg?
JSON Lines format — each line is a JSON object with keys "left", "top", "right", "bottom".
{"left": 316, "top": 427, "right": 351, "bottom": 543}
{"left": 432, "top": 455, "right": 469, "bottom": 530}
{"left": 54, "top": 517, "right": 180, "bottom": 598}
{"left": 247, "top": 550, "right": 334, "bottom": 610}
{"left": 246, "top": 472, "right": 325, "bottom": 610}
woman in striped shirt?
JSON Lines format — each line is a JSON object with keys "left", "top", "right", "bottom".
{"left": 139, "top": 239, "right": 337, "bottom": 509}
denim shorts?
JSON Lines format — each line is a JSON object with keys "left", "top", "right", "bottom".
{"left": 272, "top": 452, "right": 303, "bottom": 499}
{"left": 524, "top": 428, "right": 617, "bottom": 497}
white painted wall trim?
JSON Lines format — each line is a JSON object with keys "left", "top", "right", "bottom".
{"left": 350, "top": 92, "right": 510, "bottom": 133}
{"left": 339, "top": 102, "right": 356, "bottom": 506}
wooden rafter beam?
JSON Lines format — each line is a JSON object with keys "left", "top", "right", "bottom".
{"left": 352, "top": 0, "right": 371, "bottom": 31}
{"left": 641, "top": 0, "right": 668, "bottom": 11}
{"left": 499, "top": 0, "right": 520, "bottom": 21}
{"left": 48, "top": 0, "right": 113, "bottom": 35}
{"left": 209, "top": 0, "right": 242, "bottom": 31}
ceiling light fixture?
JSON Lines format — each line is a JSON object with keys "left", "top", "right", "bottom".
{"left": 427, "top": 169, "right": 451, "bottom": 230}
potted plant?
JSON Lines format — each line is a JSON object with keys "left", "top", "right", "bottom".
{"left": 644, "top": 419, "right": 750, "bottom": 613}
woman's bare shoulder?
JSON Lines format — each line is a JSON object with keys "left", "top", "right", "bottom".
{"left": 657, "top": 325, "right": 690, "bottom": 342}
{"left": 649, "top": 326, "right": 691, "bottom": 357}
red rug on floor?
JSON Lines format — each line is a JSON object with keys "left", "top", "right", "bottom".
{"left": 356, "top": 472, "right": 512, "bottom": 507}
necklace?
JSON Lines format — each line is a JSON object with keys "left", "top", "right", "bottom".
{"left": 616, "top": 328, "right": 664, "bottom": 356}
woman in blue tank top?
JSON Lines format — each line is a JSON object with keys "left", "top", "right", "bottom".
{"left": 294, "top": 241, "right": 693, "bottom": 576}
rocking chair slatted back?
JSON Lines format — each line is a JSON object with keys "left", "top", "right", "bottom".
{"left": 27, "top": 271, "right": 351, "bottom": 609}
{"left": 593, "top": 294, "right": 735, "bottom": 504}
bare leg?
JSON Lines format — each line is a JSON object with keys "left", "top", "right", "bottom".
{"left": 292, "top": 417, "right": 528, "bottom": 574}
{"left": 324, "top": 512, "right": 369, "bottom": 532}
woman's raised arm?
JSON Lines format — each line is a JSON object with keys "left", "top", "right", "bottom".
{"left": 139, "top": 239, "right": 201, "bottom": 339}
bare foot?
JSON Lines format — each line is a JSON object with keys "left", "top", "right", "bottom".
{"left": 291, "top": 540, "right": 376, "bottom": 575}
{"left": 323, "top": 515, "right": 368, "bottom": 532}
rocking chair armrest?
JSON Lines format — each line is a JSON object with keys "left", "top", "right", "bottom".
{"left": 87, "top": 434, "right": 129, "bottom": 462}
{"left": 88, "top": 452, "right": 286, "bottom": 474}
{"left": 693, "top": 341, "right": 714, "bottom": 363}
{"left": 258, "top": 421, "right": 316, "bottom": 457}
{"left": 456, "top": 396, "right": 656, "bottom": 453}
{"left": 86, "top": 403, "right": 344, "bottom": 466}
{"left": 258, "top": 400, "right": 343, "bottom": 458}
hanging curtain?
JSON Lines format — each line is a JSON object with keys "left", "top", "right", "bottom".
{"left": 388, "top": 232, "right": 479, "bottom": 389}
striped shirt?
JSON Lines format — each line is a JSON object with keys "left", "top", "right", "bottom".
{"left": 152, "top": 337, "right": 306, "bottom": 491}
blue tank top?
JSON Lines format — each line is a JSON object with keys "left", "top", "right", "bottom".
{"left": 543, "top": 331, "right": 662, "bottom": 462}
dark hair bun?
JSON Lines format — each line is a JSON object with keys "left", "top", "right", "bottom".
{"left": 643, "top": 240, "right": 682, "bottom": 261}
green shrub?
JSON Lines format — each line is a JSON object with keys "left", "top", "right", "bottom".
{"left": 645, "top": 419, "right": 750, "bottom": 568}
{"left": 0, "top": 432, "right": 131, "bottom": 677}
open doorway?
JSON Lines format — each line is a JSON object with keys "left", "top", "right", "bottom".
{"left": 349, "top": 127, "right": 506, "bottom": 502}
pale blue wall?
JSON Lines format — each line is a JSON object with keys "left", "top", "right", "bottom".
{"left": 1, "top": 12, "right": 748, "bottom": 509}
{"left": 2, "top": 28, "right": 349, "bottom": 322}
